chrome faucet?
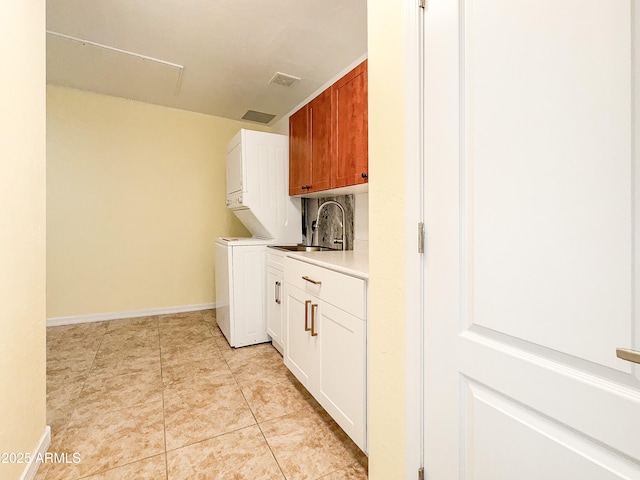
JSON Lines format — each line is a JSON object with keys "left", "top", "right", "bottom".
{"left": 314, "top": 200, "right": 346, "bottom": 250}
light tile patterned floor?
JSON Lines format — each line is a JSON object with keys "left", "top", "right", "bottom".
{"left": 38, "top": 310, "right": 367, "bottom": 480}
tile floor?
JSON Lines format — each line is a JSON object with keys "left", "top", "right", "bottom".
{"left": 39, "top": 310, "right": 367, "bottom": 480}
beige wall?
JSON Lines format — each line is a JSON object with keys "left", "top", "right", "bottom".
{"left": 0, "top": 1, "right": 47, "bottom": 479}
{"left": 46, "top": 86, "right": 267, "bottom": 319}
{"left": 368, "top": 1, "right": 414, "bottom": 477}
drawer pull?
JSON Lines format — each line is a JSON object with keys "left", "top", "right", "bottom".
{"left": 311, "top": 304, "right": 318, "bottom": 337}
{"left": 302, "top": 276, "right": 322, "bottom": 285}
{"left": 617, "top": 348, "right": 640, "bottom": 364}
{"left": 304, "top": 300, "right": 312, "bottom": 331}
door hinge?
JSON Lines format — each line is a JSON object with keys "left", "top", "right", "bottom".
{"left": 419, "top": 0, "right": 427, "bottom": 9}
{"left": 418, "top": 467, "right": 425, "bottom": 480}
{"left": 418, "top": 222, "right": 425, "bottom": 254}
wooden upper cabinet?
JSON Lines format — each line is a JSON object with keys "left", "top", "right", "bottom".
{"left": 289, "top": 88, "right": 332, "bottom": 195}
{"left": 288, "top": 105, "right": 310, "bottom": 196}
{"left": 308, "top": 87, "right": 332, "bottom": 193}
{"left": 332, "top": 60, "right": 368, "bottom": 189}
{"left": 288, "top": 60, "right": 368, "bottom": 196}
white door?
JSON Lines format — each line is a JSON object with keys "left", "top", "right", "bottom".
{"left": 422, "top": 0, "right": 640, "bottom": 478}
{"left": 225, "top": 139, "right": 243, "bottom": 197}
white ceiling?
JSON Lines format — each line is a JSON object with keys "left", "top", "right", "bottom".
{"left": 46, "top": 1, "right": 368, "bottom": 125}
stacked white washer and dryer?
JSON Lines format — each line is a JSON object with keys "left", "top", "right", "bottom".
{"left": 214, "top": 129, "right": 301, "bottom": 348}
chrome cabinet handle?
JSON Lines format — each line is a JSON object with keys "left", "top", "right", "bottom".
{"left": 302, "top": 276, "right": 322, "bottom": 285}
{"left": 617, "top": 348, "right": 640, "bottom": 365}
{"left": 311, "top": 304, "right": 318, "bottom": 337}
{"left": 304, "top": 300, "right": 311, "bottom": 331}
{"left": 275, "top": 281, "right": 281, "bottom": 304}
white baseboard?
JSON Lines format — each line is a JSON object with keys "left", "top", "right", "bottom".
{"left": 20, "top": 425, "right": 51, "bottom": 480}
{"left": 46, "top": 303, "right": 216, "bottom": 327}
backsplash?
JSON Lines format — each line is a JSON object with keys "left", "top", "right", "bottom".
{"left": 302, "top": 195, "right": 354, "bottom": 250}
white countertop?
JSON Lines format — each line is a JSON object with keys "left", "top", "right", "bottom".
{"left": 283, "top": 249, "right": 369, "bottom": 280}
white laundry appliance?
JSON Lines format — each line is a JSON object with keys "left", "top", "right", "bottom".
{"left": 215, "top": 129, "right": 301, "bottom": 348}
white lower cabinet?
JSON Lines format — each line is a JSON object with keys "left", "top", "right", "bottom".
{"left": 266, "top": 267, "right": 283, "bottom": 349}
{"left": 284, "top": 285, "right": 315, "bottom": 386}
{"left": 315, "top": 300, "right": 365, "bottom": 450}
{"left": 266, "top": 249, "right": 286, "bottom": 353}
{"left": 283, "top": 257, "right": 367, "bottom": 453}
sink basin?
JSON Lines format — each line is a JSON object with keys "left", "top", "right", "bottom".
{"left": 272, "top": 245, "right": 336, "bottom": 252}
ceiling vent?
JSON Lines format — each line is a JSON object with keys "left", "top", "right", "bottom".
{"left": 241, "top": 110, "right": 276, "bottom": 124}
{"left": 269, "top": 72, "right": 300, "bottom": 87}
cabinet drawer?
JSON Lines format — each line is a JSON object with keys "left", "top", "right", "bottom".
{"left": 284, "top": 257, "right": 365, "bottom": 319}
{"left": 267, "top": 251, "right": 285, "bottom": 271}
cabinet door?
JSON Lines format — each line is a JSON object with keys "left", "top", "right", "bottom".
{"left": 284, "top": 284, "right": 317, "bottom": 389}
{"left": 315, "top": 301, "right": 366, "bottom": 452}
{"left": 332, "top": 60, "right": 368, "bottom": 189}
{"left": 308, "top": 87, "right": 332, "bottom": 193}
{"left": 288, "top": 105, "right": 310, "bottom": 196}
{"left": 266, "top": 268, "right": 283, "bottom": 347}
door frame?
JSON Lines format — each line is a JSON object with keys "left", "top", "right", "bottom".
{"left": 368, "top": 0, "right": 428, "bottom": 475}
{"left": 400, "top": 0, "right": 424, "bottom": 476}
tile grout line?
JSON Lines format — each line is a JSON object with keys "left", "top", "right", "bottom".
{"left": 74, "top": 322, "right": 110, "bottom": 407}
{"left": 231, "top": 335, "right": 288, "bottom": 479}
{"left": 74, "top": 453, "right": 165, "bottom": 480}
{"left": 255, "top": 419, "right": 288, "bottom": 480}
{"left": 163, "top": 424, "right": 255, "bottom": 455}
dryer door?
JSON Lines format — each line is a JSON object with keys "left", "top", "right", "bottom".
{"left": 226, "top": 139, "right": 243, "bottom": 198}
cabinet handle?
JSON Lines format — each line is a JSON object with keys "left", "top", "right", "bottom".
{"left": 617, "top": 348, "right": 640, "bottom": 365}
{"left": 301, "top": 185, "right": 311, "bottom": 190}
{"left": 304, "top": 300, "right": 311, "bottom": 331}
{"left": 311, "top": 304, "right": 318, "bottom": 337}
{"left": 302, "top": 276, "right": 322, "bottom": 285}
{"left": 361, "top": 172, "right": 368, "bottom": 179}
{"left": 275, "top": 281, "right": 281, "bottom": 304}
